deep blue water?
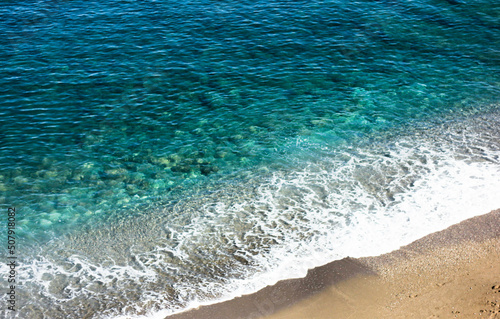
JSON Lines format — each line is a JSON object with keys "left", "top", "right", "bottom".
{"left": 1, "top": 1, "right": 499, "bottom": 318}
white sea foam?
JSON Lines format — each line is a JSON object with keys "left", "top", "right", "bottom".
{"left": 148, "top": 127, "right": 500, "bottom": 318}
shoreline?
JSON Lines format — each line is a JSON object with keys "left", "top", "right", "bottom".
{"left": 165, "top": 209, "right": 500, "bottom": 319}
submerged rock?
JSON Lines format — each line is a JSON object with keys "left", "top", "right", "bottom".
{"left": 171, "top": 165, "right": 191, "bottom": 173}
{"left": 156, "top": 157, "right": 171, "bottom": 167}
{"left": 169, "top": 154, "right": 182, "bottom": 163}
{"left": 200, "top": 164, "right": 219, "bottom": 176}
{"left": 13, "top": 176, "right": 29, "bottom": 185}
{"left": 215, "top": 151, "right": 228, "bottom": 158}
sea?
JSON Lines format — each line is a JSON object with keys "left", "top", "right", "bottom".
{"left": 1, "top": 0, "right": 499, "bottom": 318}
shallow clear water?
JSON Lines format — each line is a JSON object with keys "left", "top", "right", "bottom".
{"left": 1, "top": 0, "right": 499, "bottom": 318}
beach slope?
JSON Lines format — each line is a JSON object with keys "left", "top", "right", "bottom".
{"left": 166, "top": 209, "right": 500, "bottom": 319}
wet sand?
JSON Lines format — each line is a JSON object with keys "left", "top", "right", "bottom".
{"left": 165, "top": 209, "right": 500, "bottom": 319}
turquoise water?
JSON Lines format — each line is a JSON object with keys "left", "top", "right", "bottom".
{"left": 1, "top": 1, "right": 499, "bottom": 318}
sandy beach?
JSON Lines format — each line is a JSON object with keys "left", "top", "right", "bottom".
{"left": 166, "top": 209, "right": 500, "bottom": 319}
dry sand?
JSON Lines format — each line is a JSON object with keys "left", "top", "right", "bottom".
{"left": 166, "top": 209, "right": 500, "bottom": 319}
